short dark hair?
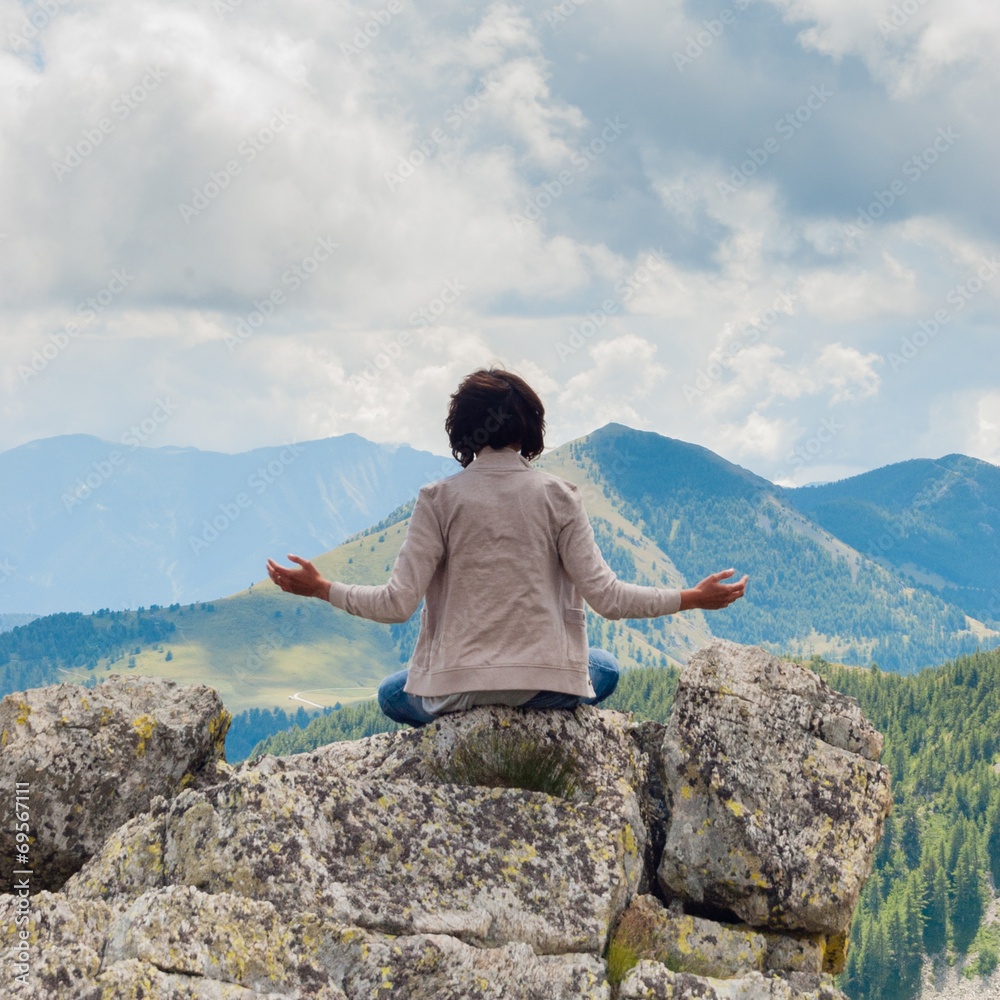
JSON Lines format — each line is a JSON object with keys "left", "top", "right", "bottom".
{"left": 445, "top": 368, "right": 546, "bottom": 468}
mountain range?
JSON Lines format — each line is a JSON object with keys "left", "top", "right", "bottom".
{"left": 0, "top": 432, "right": 458, "bottom": 615}
{"left": 2, "top": 423, "right": 998, "bottom": 715}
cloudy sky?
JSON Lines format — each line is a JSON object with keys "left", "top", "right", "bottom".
{"left": 2, "top": 0, "right": 998, "bottom": 486}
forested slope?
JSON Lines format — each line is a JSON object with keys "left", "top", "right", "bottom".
{"left": 581, "top": 425, "right": 996, "bottom": 672}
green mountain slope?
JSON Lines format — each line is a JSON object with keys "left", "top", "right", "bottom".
{"left": 580, "top": 425, "right": 998, "bottom": 672}
{"left": 3, "top": 425, "right": 997, "bottom": 716}
{"left": 786, "top": 454, "right": 1000, "bottom": 627}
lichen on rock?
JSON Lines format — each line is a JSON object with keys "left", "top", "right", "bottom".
{"left": 656, "top": 640, "right": 892, "bottom": 942}
{"left": 0, "top": 675, "right": 230, "bottom": 892}
{"left": 0, "top": 641, "right": 885, "bottom": 999}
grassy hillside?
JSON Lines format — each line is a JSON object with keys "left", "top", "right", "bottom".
{"left": 0, "top": 518, "right": 415, "bottom": 713}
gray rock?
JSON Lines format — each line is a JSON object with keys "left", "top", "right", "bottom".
{"left": 610, "top": 894, "right": 767, "bottom": 979}
{"left": 255, "top": 703, "right": 650, "bottom": 895}
{"left": 0, "top": 675, "right": 230, "bottom": 892}
{"left": 761, "top": 932, "right": 826, "bottom": 975}
{"left": 657, "top": 640, "right": 892, "bottom": 941}
{"left": 2, "top": 882, "right": 610, "bottom": 999}
{"left": 618, "top": 961, "right": 848, "bottom": 999}
{"left": 65, "top": 747, "right": 640, "bottom": 955}
{"left": 0, "top": 642, "right": 891, "bottom": 998}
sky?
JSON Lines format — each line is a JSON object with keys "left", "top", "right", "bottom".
{"left": 2, "top": 0, "right": 998, "bottom": 487}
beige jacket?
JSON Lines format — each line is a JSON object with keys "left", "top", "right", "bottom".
{"left": 327, "top": 446, "right": 681, "bottom": 698}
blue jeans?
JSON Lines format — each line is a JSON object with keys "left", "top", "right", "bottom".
{"left": 376, "top": 648, "right": 621, "bottom": 727}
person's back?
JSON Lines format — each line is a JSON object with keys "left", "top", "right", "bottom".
{"left": 403, "top": 444, "right": 592, "bottom": 698}
{"left": 267, "top": 366, "right": 748, "bottom": 726}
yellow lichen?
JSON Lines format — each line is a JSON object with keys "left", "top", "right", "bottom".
{"left": 14, "top": 702, "right": 32, "bottom": 725}
{"left": 132, "top": 714, "right": 157, "bottom": 756}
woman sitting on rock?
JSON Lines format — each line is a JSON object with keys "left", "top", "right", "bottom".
{"left": 267, "top": 367, "right": 747, "bottom": 726}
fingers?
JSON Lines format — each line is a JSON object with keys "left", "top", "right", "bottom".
{"left": 712, "top": 568, "right": 736, "bottom": 582}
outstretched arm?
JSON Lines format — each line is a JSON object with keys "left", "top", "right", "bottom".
{"left": 267, "top": 555, "right": 331, "bottom": 600}
{"left": 266, "top": 489, "right": 445, "bottom": 623}
{"left": 679, "top": 569, "right": 748, "bottom": 611}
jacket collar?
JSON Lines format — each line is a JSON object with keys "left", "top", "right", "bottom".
{"left": 469, "top": 447, "right": 533, "bottom": 470}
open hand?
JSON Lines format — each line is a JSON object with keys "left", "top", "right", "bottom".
{"left": 266, "top": 555, "right": 330, "bottom": 600}
{"left": 680, "top": 569, "right": 748, "bottom": 611}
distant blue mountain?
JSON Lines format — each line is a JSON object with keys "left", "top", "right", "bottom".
{"left": 0, "top": 433, "right": 457, "bottom": 614}
{"left": 786, "top": 454, "right": 1000, "bottom": 625}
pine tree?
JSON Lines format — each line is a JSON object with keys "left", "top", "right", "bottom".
{"left": 950, "top": 837, "right": 984, "bottom": 952}
{"left": 900, "top": 809, "right": 921, "bottom": 869}
{"left": 899, "top": 879, "right": 925, "bottom": 998}
{"left": 986, "top": 792, "right": 1000, "bottom": 887}
{"left": 922, "top": 865, "right": 948, "bottom": 955}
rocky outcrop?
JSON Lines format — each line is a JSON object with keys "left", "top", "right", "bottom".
{"left": 0, "top": 641, "right": 891, "bottom": 998}
{"left": 0, "top": 675, "right": 231, "bottom": 893}
{"left": 657, "top": 640, "right": 892, "bottom": 957}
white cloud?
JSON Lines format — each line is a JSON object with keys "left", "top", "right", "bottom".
{"left": 762, "top": 0, "right": 1000, "bottom": 97}
{"left": 556, "top": 335, "right": 669, "bottom": 435}
{"left": 814, "top": 343, "right": 882, "bottom": 403}
{"left": 972, "top": 391, "right": 1000, "bottom": 466}
{"left": 0, "top": 0, "right": 997, "bottom": 491}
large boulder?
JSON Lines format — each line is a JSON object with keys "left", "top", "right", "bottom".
{"left": 0, "top": 675, "right": 231, "bottom": 892}
{"left": 4, "top": 704, "right": 643, "bottom": 999}
{"left": 63, "top": 720, "right": 641, "bottom": 955}
{"left": 285, "top": 704, "right": 649, "bottom": 890}
{"left": 656, "top": 641, "right": 892, "bottom": 942}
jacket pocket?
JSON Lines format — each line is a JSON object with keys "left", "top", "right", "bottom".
{"left": 563, "top": 607, "right": 588, "bottom": 663}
